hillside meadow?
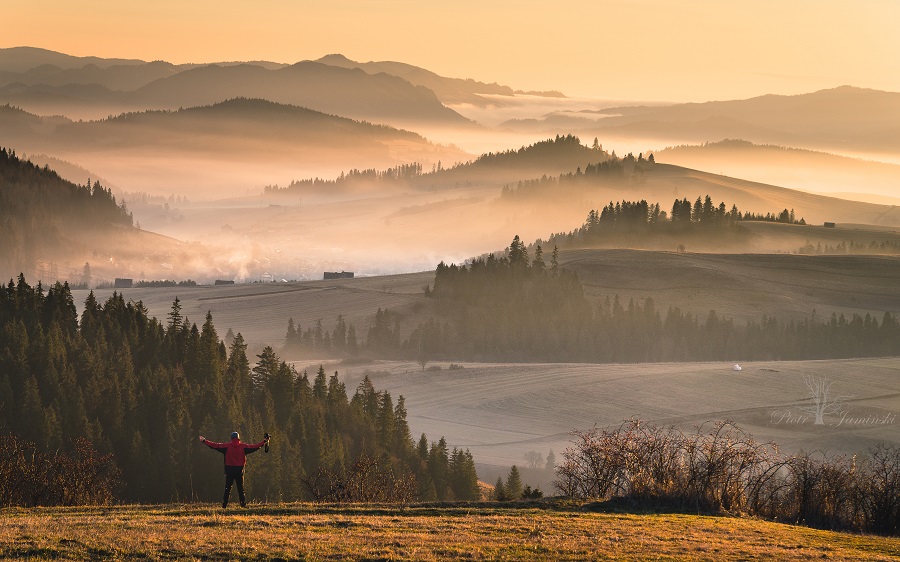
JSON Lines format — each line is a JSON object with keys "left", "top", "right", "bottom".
{"left": 3, "top": 503, "right": 899, "bottom": 561}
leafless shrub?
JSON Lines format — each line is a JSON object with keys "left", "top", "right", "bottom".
{"left": 0, "top": 433, "right": 120, "bottom": 507}
{"left": 555, "top": 420, "right": 899, "bottom": 536}
{"left": 556, "top": 420, "right": 779, "bottom": 513}
{"left": 860, "top": 444, "right": 900, "bottom": 535}
{"left": 779, "top": 451, "right": 860, "bottom": 530}
{"left": 301, "top": 454, "right": 417, "bottom": 504}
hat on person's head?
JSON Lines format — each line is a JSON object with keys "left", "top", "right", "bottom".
{"left": 231, "top": 431, "right": 239, "bottom": 439}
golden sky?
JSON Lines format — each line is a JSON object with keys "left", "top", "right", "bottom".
{"left": 3, "top": 0, "right": 899, "bottom": 101}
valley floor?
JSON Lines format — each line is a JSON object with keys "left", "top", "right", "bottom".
{"left": 3, "top": 503, "right": 899, "bottom": 561}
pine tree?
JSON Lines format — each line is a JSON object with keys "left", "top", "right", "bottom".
{"left": 532, "top": 245, "right": 545, "bottom": 271}
{"left": 167, "top": 297, "right": 183, "bottom": 332}
{"left": 545, "top": 449, "right": 556, "bottom": 470}
{"left": 493, "top": 476, "right": 507, "bottom": 501}
{"left": 506, "top": 465, "right": 523, "bottom": 500}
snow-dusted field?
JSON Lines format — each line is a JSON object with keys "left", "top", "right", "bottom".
{"left": 320, "top": 358, "right": 899, "bottom": 477}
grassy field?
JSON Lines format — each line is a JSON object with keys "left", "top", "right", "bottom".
{"left": 561, "top": 247, "right": 900, "bottom": 325}
{"left": 3, "top": 503, "right": 899, "bottom": 561}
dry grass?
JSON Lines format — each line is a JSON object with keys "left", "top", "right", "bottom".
{"left": 2, "top": 503, "right": 899, "bottom": 561}
{"left": 561, "top": 248, "right": 900, "bottom": 324}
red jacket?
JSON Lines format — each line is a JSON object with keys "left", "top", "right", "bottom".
{"left": 203, "top": 437, "right": 266, "bottom": 467}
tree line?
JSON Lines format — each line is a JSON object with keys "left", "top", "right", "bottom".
{"left": 264, "top": 163, "right": 424, "bottom": 195}
{"left": 539, "top": 195, "right": 804, "bottom": 251}
{"left": 798, "top": 239, "right": 900, "bottom": 255}
{"left": 0, "top": 275, "right": 479, "bottom": 504}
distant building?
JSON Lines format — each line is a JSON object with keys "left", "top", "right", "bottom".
{"left": 824, "top": 222, "right": 836, "bottom": 228}
{"left": 114, "top": 278, "right": 133, "bottom": 288}
{"left": 324, "top": 271, "right": 354, "bottom": 280}
{"left": 214, "top": 279, "right": 235, "bottom": 285}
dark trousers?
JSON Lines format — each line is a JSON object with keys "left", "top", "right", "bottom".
{"left": 223, "top": 465, "right": 245, "bottom": 508}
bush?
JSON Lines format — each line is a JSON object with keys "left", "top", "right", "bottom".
{"left": 0, "top": 433, "right": 120, "bottom": 507}
{"left": 555, "top": 419, "right": 900, "bottom": 536}
{"left": 300, "top": 454, "right": 417, "bottom": 503}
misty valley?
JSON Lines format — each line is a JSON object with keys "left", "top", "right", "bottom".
{"left": 1, "top": 43, "right": 899, "bottom": 558}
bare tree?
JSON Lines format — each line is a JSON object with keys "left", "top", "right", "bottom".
{"left": 523, "top": 451, "right": 544, "bottom": 469}
{"left": 801, "top": 375, "right": 851, "bottom": 425}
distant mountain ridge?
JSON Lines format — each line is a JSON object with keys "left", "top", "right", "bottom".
{"left": 501, "top": 86, "right": 900, "bottom": 154}
{"left": 0, "top": 97, "right": 450, "bottom": 153}
{"left": 128, "top": 62, "right": 471, "bottom": 126}
{"left": 0, "top": 46, "right": 145, "bottom": 72}
{"left": 0, "top": 47, "right": 570, "bottom": 125}
{"left": 315, "top": 53, "right": 565, "bottom": 106}
{"left": 0, "top": 47, "right": 493, "bottom": 126}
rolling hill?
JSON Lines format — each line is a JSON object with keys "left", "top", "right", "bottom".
{"left": 2, "top": 98, "right": 429, "bottom": 151}
{"left": 501, "top": 86, "right": 900, "bottom": 156}
{"left": 83, "top": 247, "right": 900, "bottom": 356}
{"left": 337, "top": 356, "right": 900, "bottom": 478}
{"left": 502, "top": 157, "right": 900, "bottom": 228}
{"left": 0, "top": 99, "right": 469, "bottom": 197}
{"left": 656, "top": 139, "right": 900, "bottom": 203}
{"left": 80, "top": 253, "right": 900, "bottom": 474}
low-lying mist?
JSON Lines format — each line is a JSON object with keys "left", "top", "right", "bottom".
{"left": 656, "top": 140, "right": 900, "bottom": 203}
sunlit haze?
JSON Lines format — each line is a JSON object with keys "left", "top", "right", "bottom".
{"left": 4, "top": 0, "right": 899, "bottom": 101}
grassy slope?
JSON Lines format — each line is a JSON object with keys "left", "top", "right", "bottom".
{"left": 3, "top": 504, "right": 899, "bottom": 561}
{"left": 560, "top": 248, "right": 900, "bottom": 324}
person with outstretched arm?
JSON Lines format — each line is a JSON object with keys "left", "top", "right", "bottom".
{"left": 199, "top": 431, "right": 269, "bottom": 509}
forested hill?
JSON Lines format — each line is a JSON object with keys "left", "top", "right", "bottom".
{"left": 0, "top": 147, "right": 132, "bottom": 277}
{"left": 266, "top": 135, "right": 606, "bottom": 195}
{"left": 446, "top": 134, "right": 605, "bottom": 175}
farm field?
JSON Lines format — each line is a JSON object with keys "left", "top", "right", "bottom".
{"left": 3, "top": 503, "right": 899, "bottom": 561}
{"left": 323, "top": 358, "right": 900, "bottom": 486}
{"left": 81, "top": 248, "right": 900, "bottom": 353}
{"left": 561, "top": 247, "right": 900, "bottom": 325}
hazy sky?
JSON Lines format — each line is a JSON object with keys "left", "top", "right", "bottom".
{"left": 4, "top": 0, "right": 899, "bottom": 101}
